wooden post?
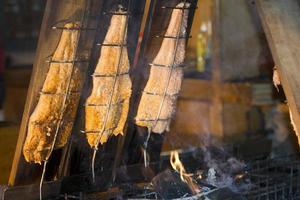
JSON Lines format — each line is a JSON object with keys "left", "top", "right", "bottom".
{"left": 210, "top": 0, "right": 224, "bottom": 139}
{"left": 256, "top": 0, "right": 300, "bottom": 143}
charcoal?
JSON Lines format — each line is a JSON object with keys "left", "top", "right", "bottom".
{"left": 151, "top": 169, "right": 193, "bottom": 199}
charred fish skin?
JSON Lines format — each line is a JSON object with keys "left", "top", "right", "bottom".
{"left": 23, "top": 23, "right": 82, "bottom": 164}
{"left": 135, "top": 2, "right": 190, "bottom": 134}
{"left": 85, "top": 12, "right": 132, "bottom": 148}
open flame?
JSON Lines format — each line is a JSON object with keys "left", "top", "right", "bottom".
{"left": 170, "top": 150, "right": 200, "bottom": 193}
{"left": 170, "top": 150, "right": 188, "bottom": 182}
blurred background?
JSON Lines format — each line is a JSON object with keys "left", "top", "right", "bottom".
{"left": 0, "top": 0, "right": 298, "bottom": 185}
{"left": 0, "top": 0, "right": 46, "bottom": 183}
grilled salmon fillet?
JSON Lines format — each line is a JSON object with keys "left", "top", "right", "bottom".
{"left": 85, "top": 12, "right": 132, "bottom": 147}
{"left": 135, "top": 2, "right": 190, "bottom": 133}
{"left": 23, "top": 22, "right": 82, "bottom": 164}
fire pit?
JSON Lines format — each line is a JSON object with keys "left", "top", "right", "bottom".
{"left": 47, "top": 151, "right": 300, "bottom": 200}
{"left": 3, "top": 143, "right": 300, "bottom": 200}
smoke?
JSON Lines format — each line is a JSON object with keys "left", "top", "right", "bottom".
{"left": 265, "top": 103, "right": 299, "bottom": 158}
{"left": 201, "top": 146, "right": 248, "bottom": 192}
{"left": 266, "top": 104, "right": 290, "bottom": 143}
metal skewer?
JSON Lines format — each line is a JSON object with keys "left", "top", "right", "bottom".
{"left": 38, "top": 1, "right": 91, "bottom": 199}
{"left": 142, "top": 0, "right": 189, "bottom": 168}
{"left": 88, "top": 1, "right": 132, "bottom": 183}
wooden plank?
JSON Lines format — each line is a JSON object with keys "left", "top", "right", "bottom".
{"left": 9, "top": 0, "right": 104, "bottom": 186}
{"left": 210, "top": 0, "right": 224, "bottom": 139}
{"left": 123, "top": 0, "right": 199, "bottom": 166}
{"left": 163, "top": 84, "right": 252, "bottom": 151}
{"left": 179, "top": 79, "right": 252, "bottom": 104}
{"left": 8, "top": 0, "right": 54, "bottom": 186}
{"left": 162, "top": 100, "right": 211, "bottom": 150}
{"left": 256, "top": 0, "right": 300, "bottom": 143}
{"left": 9, "top": 0, "right": 147, "bottom": 186}
{"left": 180, "top": 79, "right": 213, "bottom": 101}
{"left": 0, "top": 127, "right": 19, "bottom": 184}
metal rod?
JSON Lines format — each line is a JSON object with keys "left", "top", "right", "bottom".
{"left": 142, "top": 0, "right": 189, "bottom": 167}
{"left": 161, "top": 6, "right": 198, "bottom": 10}
{"left": 39, "top": 160, "right": 48, "bottom": 200}
{"left": 84, "top": 99, "right": 125, "bottom": 107}
{"left": 137, "top": 118, "right": 171, "bottom": 122}
{"left": 90, "top": 0, "right": 132, "bottom": 183}
{"left": 38, "top": 0, "right": 90, "bottom": 199}
{"left": 80, "top": 126, "right": 117, "bottom": 134}
{"left": 142, "top": 90, "right": 179, "bottom": 97}
{"left": 91, "top": 149, "right": 97, "bottom": 182}
{"left": 1, "top": 185, "right": 8, "bottom": 200}
{"left": 91, "top": 71, "right": 129, "bottom": 77}
{"left": 97, "top": 43, "right": 127, "bottom": 47}
{"left": 102, "top": 11, "right": 131, "bottom": 16}
{"left": 154, "top": 35, "right": 191, "bottom": 39}
{"left": 39, "top": 91, "right": 80, "bottom": 96}
{"left": 45, "top": 58, "right": 89, "bottom": 64}
{"left": 143, "top": 128, "right": 151, "bottom": 167}
{"left": 149, "top": 62, "right": 185, "bottom": 68}
{"left": 52, "top": 26, "right": 97, "bottom": 31}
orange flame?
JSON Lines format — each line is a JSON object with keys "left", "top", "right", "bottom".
{"left": 170, "top": 150, "right": 200, "bottom": 193}
{"left": 170, "top": 150, "right": 188, "bottom": 182}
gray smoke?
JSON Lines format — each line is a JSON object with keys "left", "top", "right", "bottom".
{"left": 202, "top": 146, "right": 249, "bottom": 192}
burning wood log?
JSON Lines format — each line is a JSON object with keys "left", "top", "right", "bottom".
{"left": 85, "top": 11, "right": 131, "bottom": 148}
{"left": 135, "top": 2, "right": 189, "bottom": 134}
{"left": 23, "top": 22, "right": 82, "bottom": 164}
